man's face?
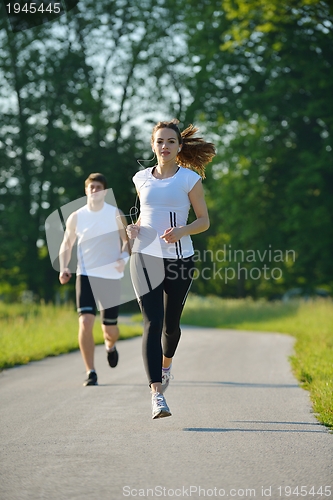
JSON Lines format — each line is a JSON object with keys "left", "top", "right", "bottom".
{"left": 85, "top": 181, "right": 106, "bottom": 201}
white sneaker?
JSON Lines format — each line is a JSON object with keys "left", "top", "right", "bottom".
{"left": 151, "top": 392, "right": 172, "bottom": 419}
{"left": 161, "top": 365, "right": 173, "bottom": 394}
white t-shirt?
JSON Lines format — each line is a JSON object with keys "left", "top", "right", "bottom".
{"left": 76, "top": 203, "right": 124, "bottom": 279}
{"left": 132, "top": 166, "right": 201, "bottom": 259}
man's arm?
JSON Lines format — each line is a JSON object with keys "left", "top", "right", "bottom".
{"left": 115, "top": 209, "right": 131, "bottom": 273}
{"left": 59, "top": 212, "right": 77, "bottom": 284}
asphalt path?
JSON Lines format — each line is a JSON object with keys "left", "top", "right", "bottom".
{"left": 0, "top": 325, "right": 332, "bottom": 500}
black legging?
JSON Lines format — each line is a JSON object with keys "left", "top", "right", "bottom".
{"left": 130, "top": 253, "right": 195, "bottom": 385}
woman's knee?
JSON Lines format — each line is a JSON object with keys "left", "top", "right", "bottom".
{"left": 144, "top": 317, "right": 163, "bottom": 336}
{"left": 164, "top": 325, "right": 181, "bottom": 337}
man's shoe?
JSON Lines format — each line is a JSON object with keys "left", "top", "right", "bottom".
{"left": 161, "top": 365, "right": 173, "bottom": 394}
{"left": 83, "top": 370, "right": 98, "bottom": 386}
{"left": 107, "top": 346, "right": 119, "bottom": 368}
{"left": 151, "top": 392, "right": 172, "bottom": 419}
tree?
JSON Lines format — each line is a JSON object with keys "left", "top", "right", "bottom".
{"left": 2, "top": 0, "right": 332, "bottom": 301}
{"left": 0, "top": 0, "right": 189, "bottom": 301}
{"left": 182, "top": 0, "right": 333, "bottom": 296}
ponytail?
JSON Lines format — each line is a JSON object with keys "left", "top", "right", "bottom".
{"left": 178, "top": 124, "right": 216, "bottom": 179}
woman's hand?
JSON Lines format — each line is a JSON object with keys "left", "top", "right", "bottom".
{"left": 126, "top": 224, "right": 140, "bottom": 239}
{"left": 160, "top": 227, "right": 184, "bottom": 243}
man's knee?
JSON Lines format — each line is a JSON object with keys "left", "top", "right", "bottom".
{"left": 79, "top": 313, "right": 95, "bottom": 329}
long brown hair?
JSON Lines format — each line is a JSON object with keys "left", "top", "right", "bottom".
{"left": 151, "top": 119, "right": 216, "bottom": 178}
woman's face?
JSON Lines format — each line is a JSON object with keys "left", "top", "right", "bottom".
{"left": 153, "top": 128, "right": 180, "bottom": 162}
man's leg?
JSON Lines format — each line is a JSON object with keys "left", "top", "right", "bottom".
{"left": 96, "top": 277, "right": 121, "bottom": 368}
{"left": 103, "top": 323, "right": 119, "bottom": 368}
{"left": 78, "top": 313, "right": 96, "bottom": 372}
{"left": 102, "top": 323, "right": 119, "bottom": 351}
{"left": 76, "top": 275, "right": 97, "bottom": 379}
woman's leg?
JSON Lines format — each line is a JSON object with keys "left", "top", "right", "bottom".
{"left": 130, "top": 253, "right": 165, "bottom": 388}
{"left": 162, "top": 257, "right": 194, "bottom": 362}
{"left": 140, "top": 283, "right": 164, "bottom": 387}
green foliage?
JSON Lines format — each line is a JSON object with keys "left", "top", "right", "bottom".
{"left": 0, "top": 0, "right": 187, "bottom": 301}
{"left": 182, "top": 0, "right": 333, "bottom": 297}
{"left": 1, "top": 0, "right": 332, "bottom": 301}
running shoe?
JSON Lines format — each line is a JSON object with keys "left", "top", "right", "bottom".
{"left": 107, "top": 346, "right": 119, "bottom": 368}
{"left": 151, "top": 392, "right": 172, "bottom": 419}
{"left": 83, "top": 370, "right": 98, "bottom": 386}
{"left": 161, "top": 365, "right": 173, "bottom": 393}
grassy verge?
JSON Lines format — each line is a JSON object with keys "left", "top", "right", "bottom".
{"left": 179, "top": 295, "right": 333, "bottom": 429}
{"left": 0, "top": 302, "right": 142, "bottom": 370}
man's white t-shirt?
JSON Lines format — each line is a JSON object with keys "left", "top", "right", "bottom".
{"left": 76, "top": 203, "right": 124, "bottom": 279}
{"left": 132, "top": 166, "right": 201, "bottom": 259}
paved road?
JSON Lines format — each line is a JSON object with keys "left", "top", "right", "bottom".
{"left": 0, "top": 326, "right": 332, "bottom": 500}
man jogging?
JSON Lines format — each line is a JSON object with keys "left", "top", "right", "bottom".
{"left": 59, "top": 173, "right": 129, "bottom": 386}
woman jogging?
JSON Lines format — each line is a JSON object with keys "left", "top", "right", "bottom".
{"left": 127, "top": 119, "right": 215, "bottom": 419}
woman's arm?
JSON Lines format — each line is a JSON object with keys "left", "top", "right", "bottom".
{"left": 184, "top": 179, "right": 210, "bottom": 235}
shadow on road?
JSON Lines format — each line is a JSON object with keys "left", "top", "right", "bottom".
{"left": 173, "top": 380, "right": 299, "bottom": 389}
{"left": 183, "top": 427, "right": 328, "bottom": 434}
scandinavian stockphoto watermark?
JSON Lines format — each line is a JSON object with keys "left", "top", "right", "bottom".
{"left": 166, "top": 245, "right": 296, "bottom": 283}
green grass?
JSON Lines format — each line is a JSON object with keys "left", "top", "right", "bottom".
{"left": 179, "top": 295, "right": 333, "bottom": 429}
{"left": 0, "top": 302, "right": 142, "bottom": 370}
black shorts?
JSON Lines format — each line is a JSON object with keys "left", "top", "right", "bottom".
{"left": 76, "top": 275, "right": 120, "bottom": 325}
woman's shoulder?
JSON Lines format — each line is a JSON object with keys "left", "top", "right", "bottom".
{"left": 179, "top": 166, "right": 201, "bottom": 180}
{"left": 178, "top": 166, "right": 201, "bottom": 190}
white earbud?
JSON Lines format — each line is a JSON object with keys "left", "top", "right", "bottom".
{"left": 178, "top": 147, "right": 181, "bottom": 152}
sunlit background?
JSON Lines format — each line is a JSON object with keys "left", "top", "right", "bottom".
{"left": 0, "top": 0, "right": 332, "bottom": 303}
